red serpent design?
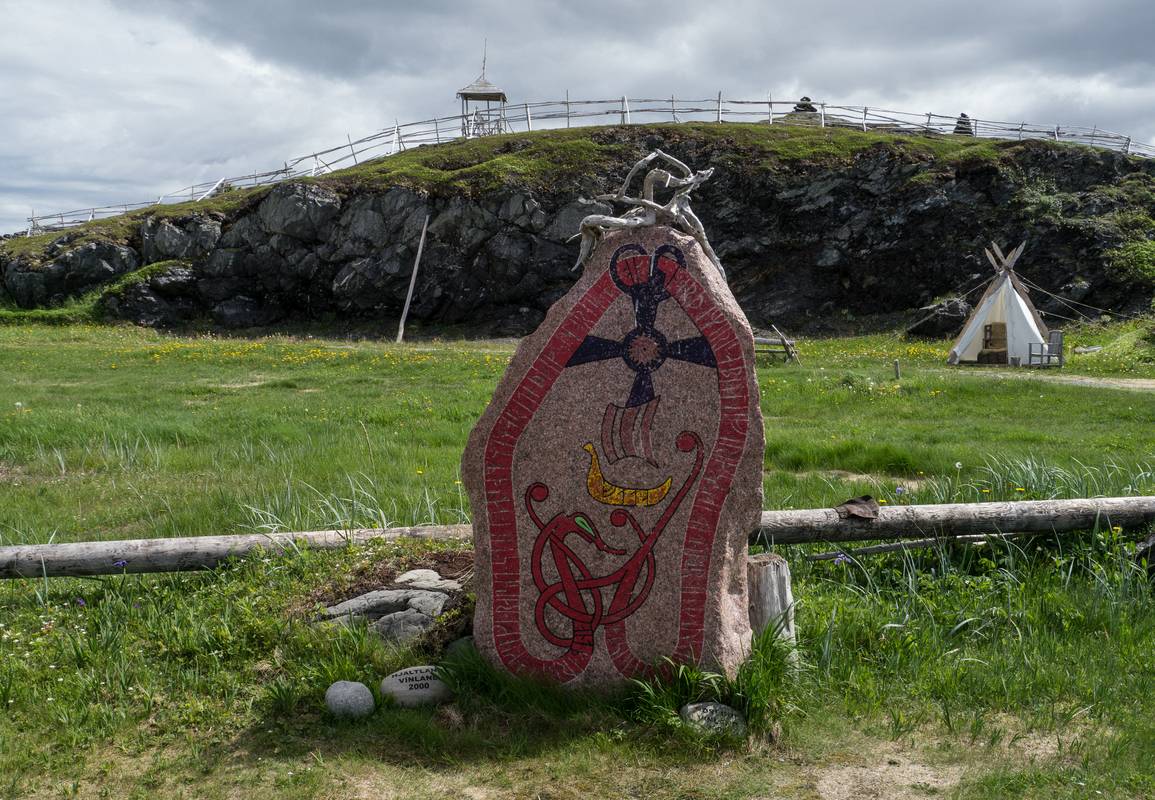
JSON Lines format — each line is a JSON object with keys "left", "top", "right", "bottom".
{"left": 525, "top": 431, "right": 704, "bottom": 656}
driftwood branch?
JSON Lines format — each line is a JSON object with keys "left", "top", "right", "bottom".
{"left": 570, "top": 149, "right": 725, "bottom": 276}
{"left": 1, "top": 497, "right": 1151, "bottom": 579}
{"left": 0, "top": 525, "right": 471, "bottom": 580}
{"left": 753, "top": 496, "right": 1154, "bottom": 546}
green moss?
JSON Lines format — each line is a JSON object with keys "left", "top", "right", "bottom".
{"left": 102, "top": 259, "right": 188, "bottom": 297}
{"left": 315, "top": 123, "right": 1017, "bottom": 198}
{"left": 0, "top": 260, "right": 189, "bottom": 326}
{"left": 317, "top": 129, "right": 630, "bottom": 197}
{"left": 1091, "top": 171, "right": 1155, "bottom": 208}
{"left": 0, "top": 294, "right": 100, "bottom": 326}
{"left": 1106, "top": 240, "right": 1155, "bottom": 286}
{"left": 0, "top": 122, "right": 1137, "bottom": 275}
{"left": 1, "top": 189, "right": 263, "bottom": 269}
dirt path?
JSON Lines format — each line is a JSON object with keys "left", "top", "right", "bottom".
{"left": 1031, "top": 374, "right": 1155, "bottom": 392}
{"left": 951, "top": 369, "right": 1155, "bottom": 393}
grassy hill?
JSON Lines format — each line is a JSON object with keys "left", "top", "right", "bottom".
{"left": 4, "top": 123, "right": 1152, "bottom": 339}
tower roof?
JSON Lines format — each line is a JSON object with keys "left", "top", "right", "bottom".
{"left": 457, "top": 72, "right": 507, "bottom": 103}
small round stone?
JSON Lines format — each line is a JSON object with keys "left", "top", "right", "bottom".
{"left": 679, "top": 701, "right": 747, "bottom": 738}
{"left": 381, "top": 666, "right": 453, "bottom": 708}
{"left": 444, "top": 635, "right": 476, "bottom": 660}
{"left": 325, "top": 680, "right": 375, "bottom": 719}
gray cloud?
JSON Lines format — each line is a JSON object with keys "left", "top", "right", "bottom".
{"left": 2, "top": 0, "right": 1154, "bottom": 232}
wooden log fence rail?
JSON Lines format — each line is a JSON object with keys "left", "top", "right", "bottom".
{"left": 22, "top": 95, "right": 1155, "bottom": 235}
{"left": 2, "top": 496, "right": 1151, "bottom": 580}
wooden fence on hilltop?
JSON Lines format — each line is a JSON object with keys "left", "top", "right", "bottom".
{"left": 21, "top": 95, "right": 1155, "bottom": 235}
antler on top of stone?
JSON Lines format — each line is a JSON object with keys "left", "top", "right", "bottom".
{"left": 570, "top": 150, "right": 725, "bottom": 277}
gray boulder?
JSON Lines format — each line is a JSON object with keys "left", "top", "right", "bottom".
{"left": 679, "top": 702, "right": 748, "bottom": 738}
{"left": 102, "top": 285, "right": 178, "bottom": 327}
{"left": 140, "top": 217, "right": 221, "bottom": 262}
{"left": 148, "top": 266, "right": 197, "bottom": 298}
{"left": 211, "top": 295, "right": 282, "bottom": 328}
{"left": 320, "top": 587, "right": 451, "bottom": 646}
{"left": 542, "top": 198, "right": 612, "bottom": 242}
{"left": 394, "top": 569, "right": 462, "bottom": 593}
{"left": 5, "top": 242, "right": 139, "bottom": 307}
{"left": 380, "top": 666, "right": 453, "bottom": 708}
{"left": 331, "top": 251, "right": 410, "bottom": 311}
{"left": 325, "top": 680, "right": 375, "bottom": 719}
{"left": 444, "top": 636, "right": 476, "bottom": 660}
{"left": 371, "top": 608, "right": 435, "bottom": 642}
{"left": 257, "top": 183, "right": 341, "bottom": 240}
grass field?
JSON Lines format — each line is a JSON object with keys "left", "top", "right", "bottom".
{"left": 1, "top": 322, "right": 1154, "bottom": 799}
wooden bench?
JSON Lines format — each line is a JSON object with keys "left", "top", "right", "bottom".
{"left": 754, "top": 325, "right": 800, "bottom": 364}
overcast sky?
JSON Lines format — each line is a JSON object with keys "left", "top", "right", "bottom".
{"left": 2, "top": 0, "right": 1154, "bottom": 233}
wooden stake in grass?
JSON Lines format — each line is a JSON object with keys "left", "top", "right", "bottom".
{"left": 747, "top": 553, "right": 795, "bottom": 645}
{"left": 396, "top": 213, "right": 430, "bottom": 344}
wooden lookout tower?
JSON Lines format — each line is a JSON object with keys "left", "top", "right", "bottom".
{"left": 457, "top": 49, "right": 509, "bottom": 138}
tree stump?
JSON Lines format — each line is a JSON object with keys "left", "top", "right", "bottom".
{"left": 747, "top": 553, "right": 795, "bottom": 645}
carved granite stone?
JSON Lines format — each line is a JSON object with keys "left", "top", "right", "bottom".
{"left": 462, "top": 221, "right": 763, "bottom": 686}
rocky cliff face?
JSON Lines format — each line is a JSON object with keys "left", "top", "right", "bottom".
{"left": 3, "top": 125, "right": 1153, "bottom": 335}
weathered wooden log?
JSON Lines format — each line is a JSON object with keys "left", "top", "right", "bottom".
{"left": 0, "top": 525, "right": 472, "bottom": 579}
{"left": 753, "top": 496, "right": 1155, "bottom": 546}
{"left": 1, "top": 496, "right": 1151, "bottom": 579}
{"left": 747, "top": 553, "right": 795, "bottom": 645}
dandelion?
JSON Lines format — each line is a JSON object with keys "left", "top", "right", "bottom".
{"left": 416, "top": 469, "right": 424, "bottom": 475}
{"left": 1015, "top": 487, "right": 1025, "bottom": 492}
{"left": 955, "top": 462, "right": 963, "bottom": 470}
{"left": 981, "top": 488, "right": 991, "bottom": 493}
{"left": 14, "top": 402, "right": 23, "bottom": 409}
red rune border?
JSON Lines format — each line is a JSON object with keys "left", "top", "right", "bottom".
{"left": 482, "top": 245, "right": 751, "bottom": 682}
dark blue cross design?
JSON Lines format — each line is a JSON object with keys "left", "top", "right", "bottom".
{"left": 566, "top": 243, "right": 717, "bottom": 407}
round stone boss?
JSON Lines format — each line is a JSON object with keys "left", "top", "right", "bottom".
{"left": 462, "top": 226, "right": 764, "bottom": 686}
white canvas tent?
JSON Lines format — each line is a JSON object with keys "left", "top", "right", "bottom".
{"left": 947, "top": 242, "right": 1055, "bottom": 366}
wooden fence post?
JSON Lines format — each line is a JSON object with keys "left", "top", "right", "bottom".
{"left": 396, "top": 213, "right": 430, "bottom": 344}
{"left": 819, "top": 103, "right": 826, "bottom": 127}
{"left": 767, "top": 92, "right": 773, "bottom": 125}
{"left": 566, "top": 90, "right": 571, "bottom": 128}
{"left": 716, "top": 90, "right": 723, "bottom": 123}
{"left": 1124, "top": 136, "right": 1131, "bottom": 154}
{"left": 1018, "top": 122, "right": 1025, "bottom": 140}
{"left": 862, "top": 106, "right": 868, "bottom": 132}
{"left": 434, "top": 117, "right": 441, "bottom": 144}
{"left": 347, "top": 133, "right": 358, "bottom": 165}
{"left": 747, "top": 553, "right": 796, "bottom": 647}
{"left": 671, "top": 95, "right": 678, "bottom": 123}
{"left": 1054, "top": 125, "right": 1060, "bottom": 140}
